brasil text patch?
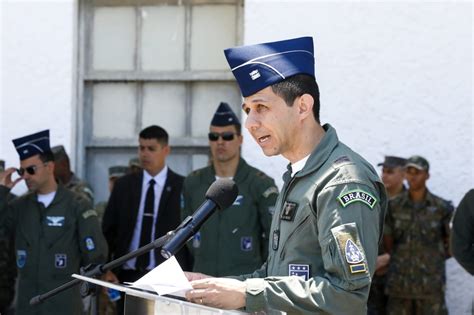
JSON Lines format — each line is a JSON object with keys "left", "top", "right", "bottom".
{"left": 338, "top": 189, "right": 377, "bottom": 209}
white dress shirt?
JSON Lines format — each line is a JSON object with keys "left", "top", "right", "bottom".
{"left": 124, "top": 166, "right": 168, "bottom": 270}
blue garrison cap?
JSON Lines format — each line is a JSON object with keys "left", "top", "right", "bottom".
{"left": 211, "top": 102, "right": 240, "bottom": 126}
{"left": 12, "top": 130, "right": 51, "bottom": 161}
{"left": 224, "top": 36, "right": 315, "bottom": 97}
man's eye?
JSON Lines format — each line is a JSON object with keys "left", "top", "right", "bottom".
{"left": 244, "top": 108, "right": 250, "bottom": 115}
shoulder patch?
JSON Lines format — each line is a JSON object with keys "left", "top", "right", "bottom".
{"left": 262, "top": 186, "right": 278, "bottom": 198}
{"left": 338, "top": 189, "right": 377, "bottom": 209}
{"left": 82, "top": 209, "right": 98, "bottom": 219}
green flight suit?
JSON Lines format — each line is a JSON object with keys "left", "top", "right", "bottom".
{"left": 236, "top": 124, "right": 387, "bottom": 314}
{"left": 0, "top": 185, "right": 108, "bottom": 315}
{"left": 182, "top": 158, "right": 278, "bottom": 276}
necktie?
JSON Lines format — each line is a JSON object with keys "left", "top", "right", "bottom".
{"left": 136, "top": 179, "right": 155, "bottom": 270}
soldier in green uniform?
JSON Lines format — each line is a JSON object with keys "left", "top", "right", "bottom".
{"left": 128, "top": 157, "right": 142, "bottom": 175}
{"left": 52, "top": 145, "right": 94, "bottom": 203}
{"left": 184, "top": 37, "right": 387, "bottom": 314}
{"left": 0, "top": 159, "right": 17, "bottom": 315}
{"left": 368, "top": 156, "right": 407, "bottom": 315}
{"left": 0, "top": 130, "right": 108, "bottom": 315}
{"left": 182, "top": 102, "right": 278, "bottom": 277}
{"left": 384, "top": 156, "right": 452, "bottom": 315}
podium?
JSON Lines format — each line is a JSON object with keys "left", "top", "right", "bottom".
{"left": 72, "top": 274, "right": 248, "bottom": 314}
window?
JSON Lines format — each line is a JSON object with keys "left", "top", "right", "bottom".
{"left": 78, "top": 0, "right": 243, "bottom": 203}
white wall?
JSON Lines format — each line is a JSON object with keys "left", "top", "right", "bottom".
{"left": 241, "top": 1, "right": 473, "bottom": 207}
{"left": 0, "top": 0, "right": 76, "bottom": 195}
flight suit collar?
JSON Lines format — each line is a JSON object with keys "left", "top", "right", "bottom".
{"left": 283, "top": 123, "right": 339, "bottom": 183}
{"left": 205, "top": 157, "right": 249, "bottom": 185}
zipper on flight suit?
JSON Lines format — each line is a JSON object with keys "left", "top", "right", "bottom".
{"left": 279, "top": 214, "right": 311, "bottom": 260}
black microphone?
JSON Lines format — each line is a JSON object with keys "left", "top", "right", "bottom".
{"left": 161, "top": 178, "right": 238, "bottom": 259}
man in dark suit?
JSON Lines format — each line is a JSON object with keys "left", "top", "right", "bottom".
{"left": 102, "top": 125, "right": 190, "bottom": 312}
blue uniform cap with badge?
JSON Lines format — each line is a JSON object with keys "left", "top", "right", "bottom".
{"left": 211, "top": 102, "right": 240, "bottom": 126}
{"left": 12, "top": 129, "right": 52, "bottom": 160}
{"left": 224, "top": 36, "right": 315, "bottom": 97}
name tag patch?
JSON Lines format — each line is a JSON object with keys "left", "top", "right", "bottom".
{"left": 289, "top": 264, "right": 310, "bottom": 280}
{"left": 46, "top": 216, "right": 65, "bottom": 227}
{"left": 17, "top": 250, "right": 27, "bottom": 268}
{"left": 280, "top": 202, "right": 298, "bottom": 221}
{"left": 55, "top": 254, "right": 67, "bottom": 268}
{"left": 338, "top": 190, "right": 377, "bottom": 209}
{"left": 241, "top": 236, "right": 253, "bottom": 251}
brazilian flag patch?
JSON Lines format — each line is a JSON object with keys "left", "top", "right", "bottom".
{"left": 338, "top": 189, "right": 377, "bottom": 209}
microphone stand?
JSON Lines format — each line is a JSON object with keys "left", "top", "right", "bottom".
{"left": 29, "top": 230, "right": 176, "bottom": 306}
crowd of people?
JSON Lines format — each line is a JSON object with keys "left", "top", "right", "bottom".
{"left": 0, "top": 36, "right": 473, "bottom": 315}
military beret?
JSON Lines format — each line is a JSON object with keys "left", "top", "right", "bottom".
{"left": 224, "top": 36, "right": 315, "bottom": 97}
{"left": 211, "top": 102, "right": 240, "bottom": 126}
{"left": 12, "top": 129, "right": 52, "bottom": 161}
{"left": 377, "top": 156, "right": 407, "bottom": 168}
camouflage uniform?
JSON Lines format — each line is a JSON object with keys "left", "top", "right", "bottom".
{"left": 384, "top": 190, "right": 453, "bottom": 315}
{"left": 66, "top": 173, "right": 94, "bottom": 204}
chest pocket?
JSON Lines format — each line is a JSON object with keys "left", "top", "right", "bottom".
{"left": 392, "top": 212, "right": 412, "bottom": 241}
{"left": 43, "top": 217, "right": 73, "bottom": 250}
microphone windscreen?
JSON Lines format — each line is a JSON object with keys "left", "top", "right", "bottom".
{"left": 205, "top": 179, "right": 238, "bottom": 210}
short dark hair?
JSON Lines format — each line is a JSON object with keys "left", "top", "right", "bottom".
{"left": 39, "top": 151, "right": 55, "bottom": 163}
{"left": 271, "top": 74, "right": 320, "bottom": 123}
{"left": 139, "top": 125, "right": 169, "bottom": 145}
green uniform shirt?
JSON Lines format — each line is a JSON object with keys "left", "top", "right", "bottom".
{"left": 451, "top": 189, "right": 474, "bottom": 275}
{"left": 182, "top": 158, "right": 278, "bottom": 276}
{"left": 237, "top": 124, "right": 387, "bottom": 314}
{"left": 0, "top": 185, "right": 108, "bottom": 315}
{"left": 384, "top": 189, "right": 453, "bottom": 299}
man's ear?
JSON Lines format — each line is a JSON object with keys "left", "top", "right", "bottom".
{"left": 297, "top": 93, "right": 314, "bottom": 120}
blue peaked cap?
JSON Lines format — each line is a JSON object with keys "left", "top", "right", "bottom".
{"left": 211, "top": 102, "right": 240, "bottom": 126}
{"left": 224, "top": 36, "right": 315, "bottom": 97}
{"left": 12, "top": 129, "right": 51, "bottom": 161}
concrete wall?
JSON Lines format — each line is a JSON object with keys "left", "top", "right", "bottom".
{"left": 0, "top": 0, "right": 76, "bottom": 195}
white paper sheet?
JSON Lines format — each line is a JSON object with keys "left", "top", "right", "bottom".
{"left": 131, "top": 256, "right": 192, "bottom": 297}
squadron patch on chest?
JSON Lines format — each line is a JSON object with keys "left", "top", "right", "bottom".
{"left": 17, "top": 250, "right": 27, "bottom": 268}
{"left": 280, "top": 201, "right": 298, "bottom": 221}
{"left": 55, "top": 254, "right": 67, "bottom": 268}
{"left": 241, "top": 236, "right": 253, "bottom": 251}
{"left": 46, "top": 216, "right": 65, "bottom": 227}
{"left": 289, "top": 264, "right": 310, "bottom": 280}
{"left": 338, "top": 189, "right": 377, "bottom": 209}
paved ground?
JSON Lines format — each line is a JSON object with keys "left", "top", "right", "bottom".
{"left": 446, "top": 258, "right": 474, "bottom": 314}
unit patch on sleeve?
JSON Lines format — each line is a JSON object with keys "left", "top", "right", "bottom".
{"left": 85, "top": 237, "right": 95, "bottom": 251}
{"left": 289, "top": 264, "right": 310, "bottom": 280}
{"left": 241, "top": 236, "right": 253, "bottom": 251}
{"left": 17, "top": 250, "right": 27, "bottom": 268}
{"left": 331, "top": 223, "right": 368, "bottom": 275}
{"left": 338, "top": 189, "right": 377, "bottom": 209}
{"left": 82, "top": 209, "right": 98, "bottom": 219}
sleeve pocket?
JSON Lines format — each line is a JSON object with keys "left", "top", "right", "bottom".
{"left": 321, "top": 222, "right": 371, "bottom": 291}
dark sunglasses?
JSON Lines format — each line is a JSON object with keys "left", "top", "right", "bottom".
{"left": 208, "top": 132, "right": 237, "bottom": 142}
{"left": 17, "top": 163, "right": 47, "bottom": 176}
